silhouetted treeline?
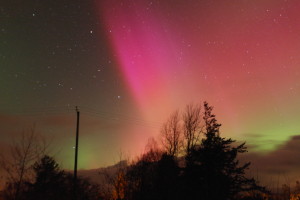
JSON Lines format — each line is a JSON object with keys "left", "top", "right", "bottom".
{"left": 114, "top": 102, "right": 268, "bottom": 200}
{"left": 1, "top": 102, "right": 273, "bottom": 200}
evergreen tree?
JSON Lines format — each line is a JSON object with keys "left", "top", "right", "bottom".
{"left": 23, "top": 155, "right": 102, "bottom": 200}
{"left": 185, "top": 102, "right": 265, "bottom": 200}
{"left": 24, "top": 155, "right": 69, "bottom": 200}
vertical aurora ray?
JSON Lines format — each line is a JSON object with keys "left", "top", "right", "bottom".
{"left": 98, "top": 0, "right": 186, "bottom": 116}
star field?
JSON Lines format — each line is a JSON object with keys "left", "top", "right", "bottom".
{"left": 0, "top": 0, "right": 300, "bottom": 170}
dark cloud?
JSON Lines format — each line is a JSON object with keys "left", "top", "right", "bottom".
{"left": 242, "top": 135, "right": 300, "bottom": 187}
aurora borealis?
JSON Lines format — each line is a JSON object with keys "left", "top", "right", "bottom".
{"left": 98, "top": 0, "right": 300, "bottom": 151}
{"left": 1, "top": 0, "right": 300, "bottom": 182}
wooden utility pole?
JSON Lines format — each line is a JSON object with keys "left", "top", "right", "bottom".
{"left": 73, "top": 106, "right": 80, "bottom": 199}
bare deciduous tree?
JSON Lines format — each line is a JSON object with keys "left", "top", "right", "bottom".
{"left": 142, "top": 137, "right": 162, "bottom": 163}
{"left": 97, "top": 151, "right": 129, "bottom": 200}
{"left": 160, "top": 110, "right": 182, "bottom": 156}
{"left": 182, "top": 104, "right": 203, "bottom": 153}
{"left": 0, "top": 127, "right": 49, "bottom": 200}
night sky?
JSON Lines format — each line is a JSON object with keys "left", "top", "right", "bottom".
{"left": 1, "top": 0, "right": 300, "bottom": 181}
